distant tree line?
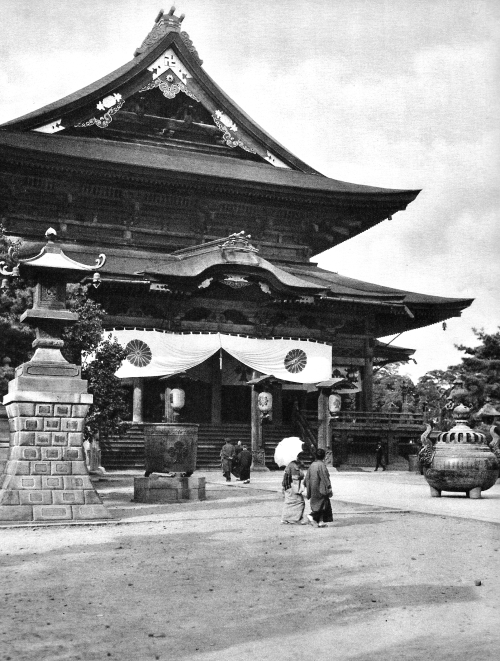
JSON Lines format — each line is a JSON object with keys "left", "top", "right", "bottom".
{"left": 373, "top": 327, "right": 500, "bottom": 426}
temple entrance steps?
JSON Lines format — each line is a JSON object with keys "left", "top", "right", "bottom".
{"left": 197, "top": 424, "right": 251, "bottom": 469}
{"left": 101, "top": 424, "right": 146, "bottom": 471}
{"left": 197, "top": 423, "right": 295, "bottom": 469}
{"left": 100, "top": 422, "right": 296, "bottom": 471}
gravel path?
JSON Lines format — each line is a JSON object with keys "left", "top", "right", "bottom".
{"left": 1, "top": 473, "right": 499, "bottom": 660}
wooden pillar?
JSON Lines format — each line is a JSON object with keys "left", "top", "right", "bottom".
{"left": 273, "top": 382, "right": 283, "bottom": 426}
{"left": 210, "top": 353, "right": 222, "bottom": 424}
{"left": 132, "top": 378, "right": 144, "bottom": 423}
{"left": 250, "top": 383, "right": 267, "bottom": 469}
{"left": 317, "top": 388, "right": 332, "bottom": 465}
{"left": 251, "top": 386, "right": 262, "bottom": 453}
{"left": 362, "top": 337, "right": 374, "bottom": 412}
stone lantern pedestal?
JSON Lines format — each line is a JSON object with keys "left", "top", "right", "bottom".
{"left": 0, "top": 365, "right": 110, "bottom": 521}
{"left": 0, "top": 228, "right": 111, "bottom": 521}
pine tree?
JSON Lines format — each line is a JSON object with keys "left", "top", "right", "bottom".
{"left": 454, "top": 328, "right": 500, "bottom": 406}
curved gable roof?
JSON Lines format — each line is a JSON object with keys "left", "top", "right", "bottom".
{"left": 0, "top": 13, "right": 318, "bottom": 173}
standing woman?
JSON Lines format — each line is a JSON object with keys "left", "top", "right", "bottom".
{"left": 281, "top": 454, "right": 307, "bottom": 525}
{"left": 305, "top": 448, "right": 333, "bottom": 528}
{"left": 238, "top": 445, "right": 252, "bottom": 484}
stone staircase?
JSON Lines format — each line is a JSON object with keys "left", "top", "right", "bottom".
{"left": 101, "top": 424, "right": 146, "bottom": 471}
{"left": 101, "top": 422, "right": 296, "bottom": 471}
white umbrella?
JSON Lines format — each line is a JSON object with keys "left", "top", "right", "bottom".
{"left": 274, "top": 437, "right": 305, "bottom": 468}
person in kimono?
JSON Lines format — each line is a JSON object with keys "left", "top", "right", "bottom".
{"left": 238, "top": 445, "right": 252, "bottom": 484}
{"left": 305, "top": 448, "right": 333, "bottom": 528}
{"left": 281, "top": 454, "right": 307, "bottom": 525}
{"left": 220, "top": 439, "right": 235, "bottom": 482}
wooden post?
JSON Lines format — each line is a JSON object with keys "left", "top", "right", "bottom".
{"left": 363, "top": 337, "right": 374, "bottom": 412}
{"left": 273, "top": 382, "right": 283, "bottom": 426}
{"left": 251, "top": 385, "right": 262, "bottom": 452}
{"left": 317, "top": 388, "right": 329, "bottom": 450}
{"left": 317, "top": 388, "right": 332, "bottom": 465}
{"left": 250, "top": 383, "right": 267, "bottom": 469}
{"left": 210, "top": 353, "right": 222, "bottom": 424}
{"left": 132, "top": 378, "right": 144, "bottom": 423}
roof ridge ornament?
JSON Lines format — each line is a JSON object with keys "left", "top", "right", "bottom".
{"left": 220, "top": 231, "right": 259, "bottom": 254}
{"left": 134, "top": 7, "right": 203, "bottom": 65}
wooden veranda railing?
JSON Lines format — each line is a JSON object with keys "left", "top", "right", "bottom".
{"left": 331, "top": 411, "right": 425, "bottom": 429}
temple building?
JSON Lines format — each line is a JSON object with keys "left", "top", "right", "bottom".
{"left": 0, "top": 9, "right": 472, "bottom": 469}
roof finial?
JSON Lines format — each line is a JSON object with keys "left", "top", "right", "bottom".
{"left": 134, "top": 7, "right": 188, "bottom": 56}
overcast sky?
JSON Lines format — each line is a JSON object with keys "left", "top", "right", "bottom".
{"left": 1, "top": 0, "right": 498, "bottom": 381}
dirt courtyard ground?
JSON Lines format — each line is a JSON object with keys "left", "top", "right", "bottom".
{"left": 1, "top": 472, "right": 499, "bottom": 661}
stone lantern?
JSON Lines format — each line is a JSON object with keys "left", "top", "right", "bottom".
{"left": 0, "top": 228, "right": 111, "bottom": 522}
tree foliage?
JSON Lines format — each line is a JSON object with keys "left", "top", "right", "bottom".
{"left": 373, "top": 363, "right": 415, "bottom": 412}
{"left": 453, "top": 327, "right": 500, "bottom": 405}
{"left": 414, "top": 328, "right": 500, "bottom": 422}
{"left": 0, "top": 229, "right": 34, "bottom": 394}
{"left": 62, "top": 284, "right": 107, "bottom": 365}
{"left": 64, "top": 285, "right": 129, "bottom": 441}
{"left": 82, "top": 337, "right": 129, "bottom": 442}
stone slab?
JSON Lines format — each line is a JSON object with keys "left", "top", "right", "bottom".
{"left": 0, "top": 505, "right": 33, "bottom": 521}
{"left": 19, "top": 490, "right": 53, "bottom": 505}
{"left": 133, "top": 475, "right": 206, "bottom": 502}
{"left": 84, "top": 490, "right": 104, "bottom": 505}
{"left": 52, "top": 490, "right": 85, "bottom": 505}
{"left": 4, "top": 460, "right": 30, "bottom": 475}
{"left": 32, "top": 505, "right": 73, "bottom": 521}
{"left": 3, "top": 391, "right": 93, "bottom": 405}
{"left": 71, "top": 505, "right": 113, "bottom": 520}
{"left": 0, "top": 489, "right": 20, "bottom": 505}
{"left": 8, "top": 377, "right": 88, "bottom": 395}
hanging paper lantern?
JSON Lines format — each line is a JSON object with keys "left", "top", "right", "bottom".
{"left": 170, "top": 388, "right": 186, "bottom": 411}
{"left": 328, "top": 393, "right": 342, "bottom": 415}
{"left": 258, "top": 390, "right": 273, "bottom": 414}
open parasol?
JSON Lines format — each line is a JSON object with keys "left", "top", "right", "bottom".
{"left": 274, "top": 437, "right": 305, "bottom": 468}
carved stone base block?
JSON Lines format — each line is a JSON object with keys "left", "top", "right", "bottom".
{"left": 251, "top": 449, "right": 269, "bottom": 471}
{"left": 134, "top": 475, "right": 206, "bottom": 502}
{"left": 0, "top": 390, "right": 111, "bottom": 522}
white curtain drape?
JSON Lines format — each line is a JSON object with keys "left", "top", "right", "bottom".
{"left": 109, "top": 330, "right": 332, "bottom": 384}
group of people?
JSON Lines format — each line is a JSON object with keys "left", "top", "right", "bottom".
{"left": 220, "top": 439, "right": 252, "bottom": 484}
{"left": 281, "top": 448, "right": 333, "bottom": 528}
{"left": 220, "top": 438, "right": 334, "bottom": 528}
